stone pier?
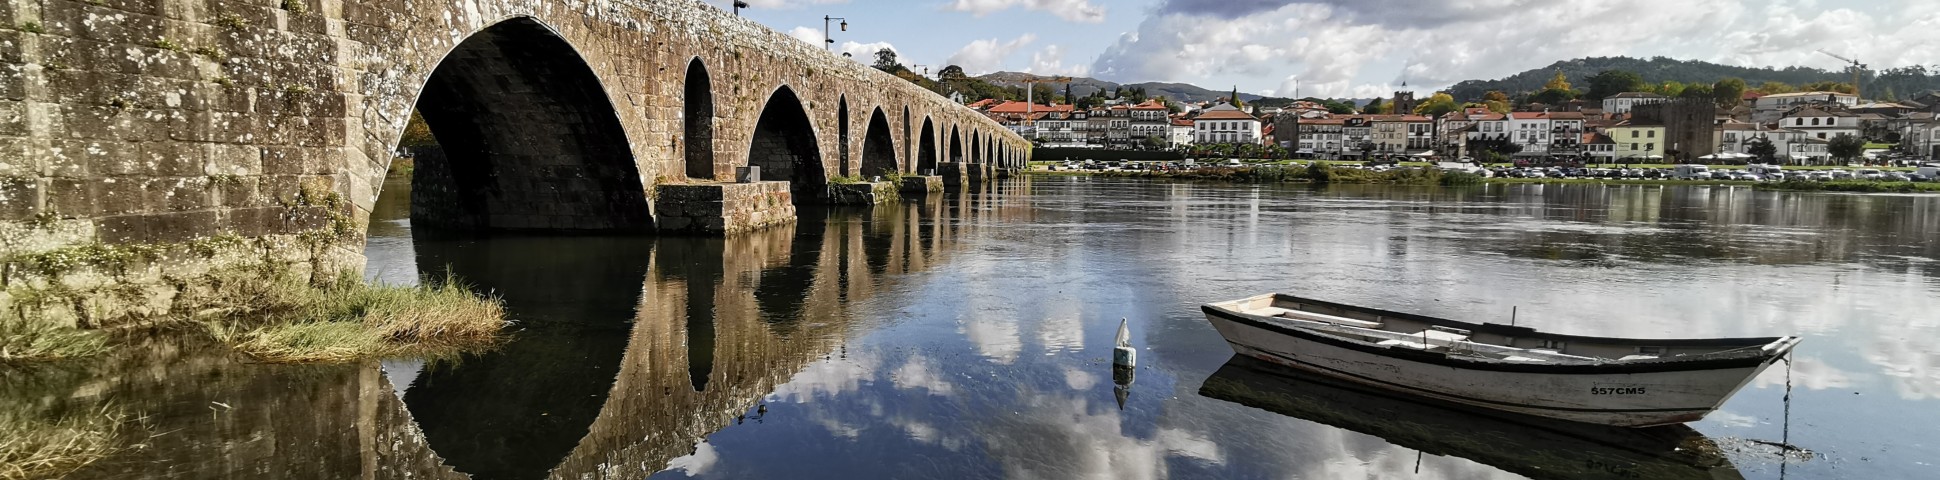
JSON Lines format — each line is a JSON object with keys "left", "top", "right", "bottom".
{"left": 936, "top": 163, "right": 970, "bottom": 188}
{"left": 653, "top": 183, "right": 795, "bottom": 235}
{"left": 966, "top": 164, "right": 987, "bottom": 184}
{"left": 899, "top": 176, "right": 944, "bottom": 196}
{"left": 826, "top": 182, "right": 900, "bottom": 205}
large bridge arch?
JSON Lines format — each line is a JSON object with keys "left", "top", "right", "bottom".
{"left": 747, "top": 85, "right": 828, "bottom": 204}
{"left": 406, "top": 16, "right": 650, "bottom": 232}
{"left": 862, "top": 108, "right": 899, "bottom": 177}
{"left": 918, "top": 117, "right": 939, "bottom": 173}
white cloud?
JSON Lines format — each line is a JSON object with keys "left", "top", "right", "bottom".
{"left": 947, "top": 34, "right": 1037, "bottom": 75}
{"left": 1092, "top": 0, "right": 1940, "bottom": 99}
{"left": 787, "top": 26, "right": 825, "bottom": 47}
{"left": 1027, "top": 44, "right": 1092, "bottom": 77}
{"left": 948, "top": 0, "right": 1107, "bottom": 23}
{"left": 840, "top": 41, "right": 898, "bottom": 63}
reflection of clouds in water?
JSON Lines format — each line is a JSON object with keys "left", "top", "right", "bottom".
{"left": 962, "top": 317, "right": 1022, "bottom": 365}
{"left": 891, "top": 354, "right": 954, "bottom": 396}
{"left": 1708, "top": 410, "right": 1759, "bottom": 428}
{"left": 1063, "top": 366, "right": 1097, "bottom": 391}
{"left": 663, "top": 441, "right": 717, "bottom": 476}
{"left": 1753, "top": 356, "right": 1857, "bottom": 391}
{"left": 1867, "top": 337, "right": 1940, "bottom": 400}
{"left": 977, "top": 394, "right": 1225, "bottom": 480}
{"left": 768, "top": 351, "right": 880, "bottom": 403}
{"left": 1038, "top": 315, "right": 1084, "bottom": 354}
{"left": 379, "top": 360, "right": 424, "bottom": 397}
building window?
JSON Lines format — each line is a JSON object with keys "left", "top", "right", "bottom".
{"left": 1648, "top": 130, "right": 1656, "bottom": 138}
{"left": 1646, "top": 143, "right": 1654, "bottom": 150}
{"left": 1630, "top": 130, "right": 1638, "bottom": 138}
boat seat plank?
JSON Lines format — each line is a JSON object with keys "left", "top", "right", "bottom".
{"left": 1261, "top": 307, "right": 1385, "bottom": 329}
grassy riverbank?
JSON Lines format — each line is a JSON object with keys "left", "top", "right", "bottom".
{"left": 3, "top": 264, "right": 505, "bottom": 364}
{"left": 0, "top": 405, "right": 135, "bottom": 480}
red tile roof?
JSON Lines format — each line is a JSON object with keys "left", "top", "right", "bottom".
{"left": 1194, "top": 109, "right": 1257, "bottom": 121}
{"left": 1130, "top": 100, "right": 1168, "bottom": 111}
{"left": 986, "top": 101, "right": 1075, "bottom": 115}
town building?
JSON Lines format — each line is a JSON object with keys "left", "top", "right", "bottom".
{"left": 1297, "top": 118, "right": 1344, "bottom": 158}
{"left": 1751, "top": 91, "right": 1859, "bottom": 123}
{"left": 1192, "top": 103, "right": 1260, "bottom": 145}
{"left": 1601, "top": 92, "right": 1666, "bottom": 115}
{"left": 1342, "top": 117, "right": 1374, "bottom": 158}
{"left": 1168, "top": 118, "right": 1195, "bottom": 147}
{"left": 1630, "top": 99, "right": 1719, "bottom": 163}
{"left": 1583, "top": 132, "right": 1617, "bottom": 163}
{"left": 1609, "top": 122, "right": 1666, "bottom": 163}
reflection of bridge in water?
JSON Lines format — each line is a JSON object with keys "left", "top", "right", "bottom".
{"left": 396, "top": 183, "right": 1032, "bottom": 479}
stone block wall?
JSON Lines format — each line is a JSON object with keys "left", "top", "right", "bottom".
{"left": 653, "top": 182, "right": 794, "bottom": 235}
{"left": 825, "top": 181, "right": 896, "bottom": 205}
{"left": 898, "top": 175, "right": 942, "bottom": 195}
{"left": 936, "top": 162, "right": 967, "bottom": 187}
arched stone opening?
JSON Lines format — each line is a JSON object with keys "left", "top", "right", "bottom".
{"left": 917, "top": 117, "right": 938, "bottom": 174}
{"left": 902, "top": 107, "right": 913, "bottom": 171}
{"left": 949, "top": 127, "right": 963, "bottom": 163}
{"left": 837, "top": 96, "right": 851, "bottom": 177}
{"left": 408, "top": 17, "right": 649, "bottom": 232}
{"left": 861, "top": 108, "right": 898, "bottom": 177}
{"left": 683, "top": 58, "right": 715, "bottom": 180}
{"left": 970, "top": 130, "right": 981, "bottom": 164}
{"left": 747, "top": 86, "right": 827, "bottom": 204}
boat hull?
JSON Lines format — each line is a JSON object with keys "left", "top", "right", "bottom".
{"left": 1204, "top": 308, "right": 1784, "bottom": 427}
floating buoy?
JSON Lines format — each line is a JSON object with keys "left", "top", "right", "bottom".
{"left": 1113, "top": 318, "right": 1136, "bottom": 368}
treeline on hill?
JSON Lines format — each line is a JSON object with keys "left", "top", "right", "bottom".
{"left": 872, "top": 49, "right": 1195, "bottom": 110}
{"left": 1446, "top": 56, "right": 1940, "bottom": 103}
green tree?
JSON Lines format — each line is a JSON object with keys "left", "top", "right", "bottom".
{"left": 1827, "top": 133, "right": 1865, "bottom": 162}
{"left": 1712, "top": 78, "right": 1747, "bottom": 108}
{"left": 1585, "top": 69, "right": 1647, "bottom": 101}
{"left": 1745, "top": 137, "right": 1777, "bottom": 164}
{"left": 1754, "top": 81, "right": 1795, "bottom": 95}
{"left": 1483, "top": 90, "right": 1510, "bottom": 103}
{"left": 1483, "top": 100, "right": 1511, "bottom": 114}
{"left": 1063, "top": 83, "right": 1073, "bottom": 104}
{"left": 1229, "top": 86, "right": 1244, "bottom": 108}
{"left": 1030, "top": 83, "right": 1054, "bottom": 103}
{"left": 1654, "top": 80, "right": 1685, "bottom": 97}
{"left": 1528, "top": 88, "right": 1575, "bottom": 106}
{"left": 1800, "top": 81, "right": 1857, "bottom": 94}
{"left": 1880, "top": 87, "right": 1898, "bottom": 102}
{"left": 1543, "top": 70, "right": 1572, "bottom": 92}
{"left": 937, "top": 65, "right": 968, "bottom": 82}
{"left": 871, "top": 48, "right": 903, "bottom": 73}
{"left": 1363, "top": 97, "right": 1386, "bottom": 114}
{"left": 1678, "top": 83, "right": 1713, "bottom": 100}
{"left": 400, "top": 110, "right": 438, "bottom": 148}
{"left": 1412, "top": 92, "right": 1459, "bottom": 117}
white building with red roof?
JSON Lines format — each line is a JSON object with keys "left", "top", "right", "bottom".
{"left": 1193, "top": 103, "right": 1260, "bottom": 145}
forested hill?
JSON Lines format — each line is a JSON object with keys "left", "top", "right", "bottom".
{"left": 1444, "top": 56, "right": 1940, "bottom": 101}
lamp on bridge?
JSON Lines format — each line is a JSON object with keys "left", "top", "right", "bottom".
{"left": 823, "top": 15, "right": 847, "bottom": 51}
{"left": 733, "top": 1, "right": 748, "bottom": 15}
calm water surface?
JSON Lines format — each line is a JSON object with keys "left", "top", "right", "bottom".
{"left": 8, "top": 177, "right": 1938, "bottom": 479}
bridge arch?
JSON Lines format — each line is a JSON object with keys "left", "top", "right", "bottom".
{"left": 748, "top": 85, "right": 827, "bottom": 204}
{"left": 683, "top": 57, "right": 715, "bottom": 180}
{"left": 949, "top": 127, "right": 963, "bottom": 163}
{"left": 862, "top": 107, "right": 898, "bottom": 177}
{"left": 970, "top": 130, "right": 981, "bottom": 164}
{"left": 406, "top": 15, "right": 649, "bottom": 231}
{"left": 902, "top": 107, "right": 913, "bottom": 171}
{"left": 918, "top": 116, "right": 938, "bottom": 174}
{"left": 837, "top": 95, "right": 852, "bottom": 177}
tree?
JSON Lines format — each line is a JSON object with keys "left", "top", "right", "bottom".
{"left": 1363, "top": 97, "right": 1386, "bottom": 114}
{"left": 1712, "top": 78, "right": 1747, "bottom": 108}
{"left": 400, "top": 110, "right": 437, "bottom": 148}
{"left": 1413, "top": 92, "right": 1459, "bottom": 117}
{"left": 1754, "top": 81, "right": 1795, "bottom": 95}
{"left": 1654, "top": 80, "right": 1685, "bottom": 97}
{"left": 1229, "top": 86, "right": 1244, "bottom": 108}
{"left": 1483, "top": 100, "right": 1511, "bottom": 114}
{"left": 1880, "top": 87, "right": 1898, "bottom": 102}
{"left": 1543, "top": 70, "right": 1572, "bottom": 92}
{"left": 1800, "top": 81, "right": 1857, "bottom": 94}
{"left": 1678, "top": 83, "right": 1713, "bottom": 100}
{"left": 871, "top": 48, "right": 903, "bottom": 72}
{"left": 1745, "top": 137, "right": 1777, "bottom": 164}
{"left": 1483, "top": 91, "right": 1510, "bottom": 103}
{"left": 1063, "top": 83, "right": 1073, "bottom": 104}
{"left": 1828, "top": 133, "right": 1866, "bottom": 162}
{"left": 1585, "top": 69, "right": 1647, "bottom": 101}
{"left": 1030, "top": 83, "right": 1054, "bottom": 103}
{"left": 937, "top": 65, "right": 967, "bottom": 83}
{"left": 1528, "top": 87, "right": 1575, "bottom": 106}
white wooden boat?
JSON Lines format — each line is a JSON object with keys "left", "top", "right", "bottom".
{"left": 1202, "top": 293, "right": 1801, "bottom": 427}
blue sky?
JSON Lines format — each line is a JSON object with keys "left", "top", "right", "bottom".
{"left": 706, "top": 0, "right": 1935, "bottom": 99}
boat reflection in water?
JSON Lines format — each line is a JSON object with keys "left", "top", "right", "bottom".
{"left": 1198, "top": 356, "right": 1744, "bottom": 480}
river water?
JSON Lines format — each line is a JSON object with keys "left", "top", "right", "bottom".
{"left": 8, "top": 177, "right": 1937, "bottom": 479}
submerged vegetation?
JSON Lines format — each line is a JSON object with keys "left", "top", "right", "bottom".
{"left": 0, "top": 320, "right": 110, "bottom": 362}
{"left": 0, "top": 405, "right": 138, "bottom": 480}
{"left": 191, "top": 267, "right": 505, "bottom": 363}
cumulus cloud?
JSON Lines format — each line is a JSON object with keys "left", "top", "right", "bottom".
{"left": 1093, "top": 0, "right": 1940, "bottom": 98}
{"left": 1027, "top": 44, "right": 1092, "bottom": 77}
{"left": 707, "top": 0, "right": 850, "bottom": 9}
{"left": 948, "top": 34, "right": 1038, "bottom": 76}
{"left": 786, "top": 26, "right": 825, "bottom": 47}
{"left": 948, "top": 0, "right": 1107, "bottom": 23}
{"left": 840, "top": 41, "right": 898, "bottom": 63}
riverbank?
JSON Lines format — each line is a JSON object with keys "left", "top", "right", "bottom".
{"left": 2, "top": 267, "right": 505, "bottom": 363}
{"left": 1024, "top": 166, "right": 1940, "bottom": 192}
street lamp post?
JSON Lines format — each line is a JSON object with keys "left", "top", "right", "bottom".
{"left": 732, "top": 1, "right": 747, "bottom": 15}
{"left": 823, "top": 15, "right": 847, "bottom": 51}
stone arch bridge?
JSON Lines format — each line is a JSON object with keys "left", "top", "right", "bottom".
{"left": 1, "top": 0, "right": 1032, "bottom": 242}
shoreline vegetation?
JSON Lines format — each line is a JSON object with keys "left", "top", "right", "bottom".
{"left": 1023, "top": 165, "right": 1940, "bottom": 192}
{"left": 0, "top": 405, "right": 138, "bottom": 480}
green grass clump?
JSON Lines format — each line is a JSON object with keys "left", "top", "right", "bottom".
{"left": 1439, "top": 171, "right": 1485, "bottom": 186}
{"left": 0, "top": 406, "right": 132, "bottom": 480}
{"left": 197, "top": 269, "right": 505, "bottom": 363}
{"left": 0, "top": 320, "right": 111, "bottom": 362}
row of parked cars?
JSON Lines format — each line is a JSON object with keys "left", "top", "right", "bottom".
{"left": 1490, "top": 164, "right": 1940, "bottom": 182}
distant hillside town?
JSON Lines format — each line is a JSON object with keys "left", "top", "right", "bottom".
{"left": 869, "top": 49, "right": 1940, "bottom": 166}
